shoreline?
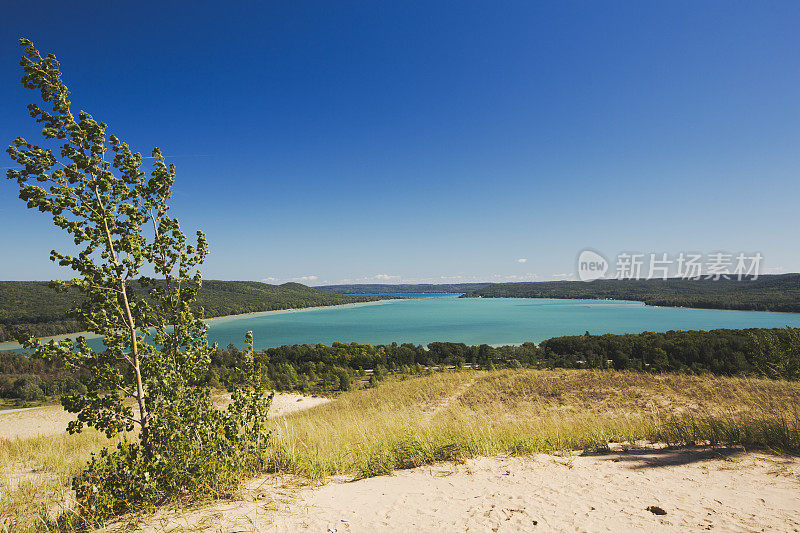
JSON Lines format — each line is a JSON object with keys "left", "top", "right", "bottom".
{"left": 464, "top": 295, "right": 800, "bottom": 315}
{"left": 0, "top": 298, "right": 404, "bottom": 351}
{"left": 3, "top": 295, "right": 800, "bottom": 352}
{"left": 204, "top": 297, "right": 401, "bottom": 325}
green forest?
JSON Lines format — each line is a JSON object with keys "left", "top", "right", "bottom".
{"left": 3, "top": 327, "right": 797, "bottom": 403}
{"left": 461, "top": 274, "right": 800, "bottom": 312}
{"left": 0, "top": 281, "right": 389, "bottom": 342}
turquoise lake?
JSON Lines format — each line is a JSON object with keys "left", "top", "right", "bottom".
{"left": 5, "top": 295, "right": 800, "bottom": 352}
{"left": 203, "top": 296, "right": 800, "bottom": 350}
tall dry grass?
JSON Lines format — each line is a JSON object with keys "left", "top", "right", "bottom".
{"left": 267, "top": 369, "right": 800, "bottom": 479}
{"left": 0, "top": 429, "right": 117, "bottom": 532}
{"left": 1, "top": 368, "right": 799, "bottom": 530}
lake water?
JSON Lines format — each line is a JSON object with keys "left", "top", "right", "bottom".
{"left": 204, "top": 295, "right": 800, "bottom": 350}
{"left": 6, "top": 295, "right": 800, "bottom": 352}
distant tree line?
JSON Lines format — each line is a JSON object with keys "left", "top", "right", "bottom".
{"left": 0, "top": 350, "right": 89, "bottom": 403}
{"left": 316, "top": 283, "right": 489, "bottom": 294}
{"left": 461, "top": 274, "right": 800, "bottom": 313}
{"left": 234, "top": 328, "right": 799, "bottom": 382}
{"left": 0, "top": 280, "right": 389, "bottom": 342}
{"left": 538, "top": 328, "right": 800, "bottom": 379}
{"left": 4, "top": 327, "right": 798, "bottom": 403}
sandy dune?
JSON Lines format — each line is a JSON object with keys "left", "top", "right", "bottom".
{"left": 263, "top": 392, "right": 331, "bottom": 417}
{"left": 0, "top": 393, "right": 329, "bottom": 440}
{"left": 0, "top": 405, "right": 77, "bottom": 440}
{"left": 6, "top": 399, "right": 799, "bottom": 532}
{"left": 144, "top": 448, "right": 800, "bottom": 533}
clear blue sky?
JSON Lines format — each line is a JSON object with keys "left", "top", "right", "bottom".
{"left": 1, "top": 1, "right": 798, "bottom": 284}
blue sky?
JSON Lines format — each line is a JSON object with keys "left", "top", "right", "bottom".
{"left": 1, "top": 1, "right": 798, "bottom": 284}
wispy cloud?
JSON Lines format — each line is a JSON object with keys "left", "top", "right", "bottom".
{"left": 325, "top": 273, "right": 485, "bottom": 285}
{"left": 330, "top": 273, "right": 401, "bottom": 284}
{"left": 266, "top": 271, "right": 591, "bottom": 285}
{"left": 260, "top": 274, "right": 319, "bottom": 284}
{"left": 490, "top": 272, "right": 539, "bottom": 282}
{"left": 322, "top": 273, "right": 546, "bottom": 285}
{"left": 307, "top": 272, "right": 571, "bottom": 286}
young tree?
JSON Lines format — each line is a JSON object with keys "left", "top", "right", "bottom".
{"left": 6, "top": 38, "right": 271, "bottom": 522}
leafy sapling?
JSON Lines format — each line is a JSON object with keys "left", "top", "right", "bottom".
{"left": 6, "top": 38, "right": 272, "bottom": 523}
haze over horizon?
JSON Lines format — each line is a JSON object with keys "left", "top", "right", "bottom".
{"left": 2, "top": 2, "right": 799, "bottom": 284}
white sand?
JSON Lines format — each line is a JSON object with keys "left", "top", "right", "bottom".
{"left": 144, "top": 448, "right": 800, "bottom": 533}
{"left": 0, "top": 393, "right": 329, "bottom": 441}
{"left": 0, "top": 404, "right": 76, "bottom": 440}
{"left": 262, "top": 392, "right": 330, "bottom": 417}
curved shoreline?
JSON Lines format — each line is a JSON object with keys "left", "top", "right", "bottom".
{"left": 462, "top": 294, "right": 800, "bottom": 315}
{"left": 204, "top": 298, "right": 401, "bottom": 325}
{"left": 3, "top": 296, "right": 799, "bottom": 352}
{"left": 0, "top": 298, "right": 404, "bottom": 351}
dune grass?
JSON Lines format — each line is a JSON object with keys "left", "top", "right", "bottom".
{"left": 0, "top": 429, "right": 119, "bottom": 532}
{"left": 267, "top": 369, "right": 800, "bottom": 479}
{"left": 2, "top": 368, "right": 799, "bottom": 531}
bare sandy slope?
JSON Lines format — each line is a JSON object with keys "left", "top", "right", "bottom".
{"left": 0, "top": 405, "right": 77, "bottom": 440}
{"left": 0, "top": 393, "right": 329, "bottom": 440}
{"left": 144, "top": 448, "right": 800, "bottom": 533}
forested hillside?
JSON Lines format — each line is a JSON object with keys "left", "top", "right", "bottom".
{"left": 0, "top": 281, "right": 388, "bottom": 342}
{"left": 461, "top": 274, "right": 800, "bottom": 312}
{"left": 316, "top": 283, "right": 489, "bottom": 294}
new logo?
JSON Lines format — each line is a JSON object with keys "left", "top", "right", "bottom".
{"left": 577, "top": 249, "right": 609, "bottom": 281}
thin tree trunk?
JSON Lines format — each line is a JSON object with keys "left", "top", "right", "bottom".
{"left": 95, "top": 187, "right": 150, "bottom": 449}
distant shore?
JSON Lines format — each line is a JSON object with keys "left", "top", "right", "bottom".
{"left": 203, "top": 298, "right": 401, "bottom": 325}
{"left": 0, "top": 298, "right": 403, "bottom": 351}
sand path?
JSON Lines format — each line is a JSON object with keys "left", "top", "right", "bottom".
{"left": 0, "top": 393, "right": 329, "bottom": 441}
{"left": 142, "top": 448, "right": 800, "bottom": 533}
{"left": 424, "top": 376, "right": 476, "bottom": 422}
